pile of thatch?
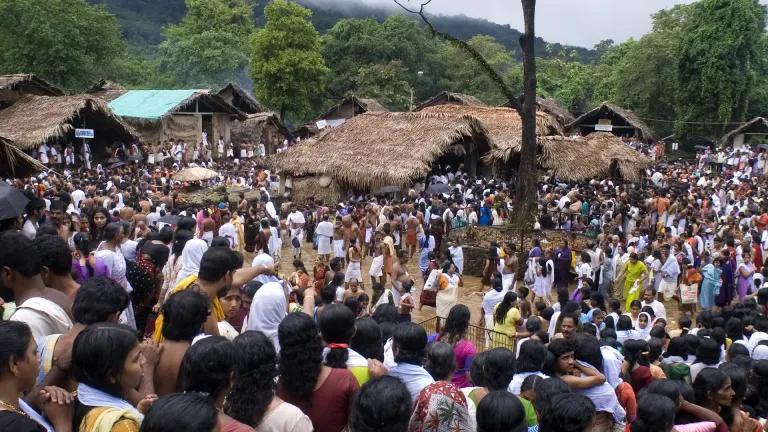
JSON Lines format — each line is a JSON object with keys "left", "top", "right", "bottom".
{"left": 0, "top": 95, "right": 138, "bottom": 150}
{"left": 0, "top": 136, "right": 46, "bottom": 177}
{"left": 173, "top": 167, "right": 219, "bottom": 182}
{"left": 568, "top": 102, "right": 655, "bottom": 141}
{"left": 269, "top": 111, "right": 487, "bottom": 189}
{"left": 535, "top": 133, "right": 651, "bottom": 182}
{"left": 415, "top": 91, "right": 488, "bottom": 111}
{"left": 420, "top": 105, "right": 562, "bottom": 151}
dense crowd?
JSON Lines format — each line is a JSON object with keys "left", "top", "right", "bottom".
{"left": 2, "top": 143, "right": 768, "bottom": 432}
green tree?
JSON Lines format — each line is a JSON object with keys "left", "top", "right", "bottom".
{"left": 439, "top": 35, "right": 514, "bottom": 105}
{"left": 675, "top": 0, "right": 766, "bottom": 137}
{"left": 0, "top": 0, "right": 125, "bottom": 90}
{"left": 251, "top": 0, "right": 328, "bottom": 121}
{"left": 354, "top": 61, "right": 412, "bottom": 110}
{"left": 160, "top": 0, "right": 255, "bottom": 88}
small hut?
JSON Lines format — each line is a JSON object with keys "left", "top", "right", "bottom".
{"left": 217, "top": 83, "right": 263, "bottom": 114}
{"left": 231, "top": 112, "right": 291, "bottom": 155}
{"left": 86, "top": 80, "right": 128, "bottom": 102}
{"left": 486, "top": 132, "right": 651, "bottom": 183}
{"left": 0, "top": 136, "right": 47, "bottom": 178}
{"left": 414, "top": 91, "right": 488, "bottom": 111}
{"left": 294, "top": 95, "right": 389, "bottom": 138}
{"left": 0, "top": 74, "right": 62, "bottom": 110}
{"left": 269, "top": 111, "right": 489, "bottom": 203}
{"left": 108, "top": 90, "right": 246, "bottom": 154}
{"left": 568, "top": 102, "right": 655, "bottom": 141}
{"left": 0, "top": 95, "right": 138, "bottom": 160}
{"left": 720, "top": 117, "right": 768, "bottom": 149}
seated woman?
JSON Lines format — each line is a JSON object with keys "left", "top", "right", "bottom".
{"left": 72, "top": 323, "right": 156, "bottom": 432}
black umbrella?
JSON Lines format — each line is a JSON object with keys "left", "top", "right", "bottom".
{"left": 426, "top": 183, "right": 452, "bottom": 194}
{"left": 158, "top": 214, "right": 180, "bottom": 225}
{"left": 0, "top": 183, "right": 29, "bottom": 220}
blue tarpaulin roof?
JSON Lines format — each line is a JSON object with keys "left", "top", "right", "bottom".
{"left": 108, "top": 89, "right": 200, "bottom": 120}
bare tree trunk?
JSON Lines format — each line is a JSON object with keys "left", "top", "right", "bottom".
{"left": 511, "top": 0, "right": 537, "bottom": 233}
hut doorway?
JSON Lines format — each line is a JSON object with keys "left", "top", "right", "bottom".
{"left": 202, "top": 114, "right": 213, "bottom": 146}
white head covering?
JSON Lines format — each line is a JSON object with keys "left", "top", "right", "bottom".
{"left": 174, "top": 239, "right": 208, "bottom": 285}
{"left": 753, "top": 345, "right": 768, "bottom": 361}
{"left": 245, "top": 281, "right": 287, "bottom": 351}
{"left": 750, "top": 332, "right": 768, "bottom": 353}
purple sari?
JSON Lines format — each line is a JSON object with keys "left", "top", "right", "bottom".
{"left": 71, "top": 257, "right": 110, "bottom": 284}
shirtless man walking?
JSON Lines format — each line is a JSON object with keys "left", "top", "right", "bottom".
{"left": 345, "top": 238, "right": 363, "bottom": 289}
{"left": 502, "top": 243, "right": 519, "bottom": 292}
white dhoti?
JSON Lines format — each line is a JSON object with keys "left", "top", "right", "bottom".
{"left": 370, "top": 255, "right": 384, "bottom": 278}
{"left": 318, "top": 237, "right": 332, "bottom": 255}
{"left": 346, "top": 261, "right": 362, "bottom": 282}
{"left": 453, "top": 257, "right": 464, "bottom": 275}
{"left": 502, "top": 272, "right": 516, "bottom": 291}
{"left": 333, "top": 239, "right": 345, "bottom": 258}
{"left": 485, "top": 313, "right": 494, "bottom": 348}
{"left": 659, "top": 280, "right": 678, "bottom": 302}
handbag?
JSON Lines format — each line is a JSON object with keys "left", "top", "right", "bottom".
{"left": 680, "top": 283, "right": 698, "bottom": 304}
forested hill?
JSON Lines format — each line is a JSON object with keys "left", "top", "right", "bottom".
{"left": 87, "top": 0, "right": 597, "bottom": 62}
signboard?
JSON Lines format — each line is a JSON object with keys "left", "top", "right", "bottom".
{"left": 594, "top": 124, "right": 613, "bottom": 132}
{"left": 75, "top": 128, "right": 95, "bottom": 139}
{"left": 315, "top": 120, "right": 328, "bottom": 130}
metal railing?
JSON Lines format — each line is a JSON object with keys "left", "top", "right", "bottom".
{"left": 417, "top": 316, "right": 517, "bottom": 353}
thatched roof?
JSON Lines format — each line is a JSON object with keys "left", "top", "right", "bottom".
{"left": 486, "top": 132, "right": 652, "bottom": 183}
{"left": 316, "top": 95, "right": 389, "bottom": 120}
{"left": 269, "top": 111, "right": 487, "bottom": 188}
{"left": 231, "top": 112, "right": 290, "bottom": 143}
{"left": 358, "top": 98, "right": 388, "bottom": 112}
{"left": 720, "top": 117, "right": 768, "bottom": 147}
{"left": 501, "top": 96, "right": 575, "bottom": 125}
{"left": 568, "top": 102, "right": 655, "bottom": 141}
{"left": 217, "top": 83, "right": 262, "bottom": 114}
{"left": 0, "top": 74, "right": 62, "bottom": 97}
{"left": 0, "top": 136, "right": 46, "bottom": 178}
{"left": 173, "top": 167, "right": 219, "bottom": 182}
{"left": 420, "top": 104, "right": 563, "bottom": 150}
{"left": 0, "top": 95, "right": 138, "bottom": 150}
{"left": 109, "top": 90, "right": 246, "bottom": 121}
{"left": 415, "top": 91, "right": 488, "bottom": 111}
{"left": 86, "top": 79, "right": 127, "bottom": 102}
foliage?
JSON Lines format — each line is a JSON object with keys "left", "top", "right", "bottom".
{"left": 160, "top": 0, "right": 255, "bottom": 88}
{"left": 675, "top": 0, "right": 767, "bottom": 137}
{"left": 250, "top": 0, "right": 328, "bottom": 122}
{"left": 439, "top": 35, "right": 514, "bottom": 106}
{"left": 0, "top": 0, "right": 126, "bottom": 91}
{"left": 354, "top": 61, "right": 412, "bottom": 110}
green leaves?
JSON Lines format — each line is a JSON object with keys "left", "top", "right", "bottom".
{"left": 250, "top": 0, "right": 328, "bottom": 121}
{"left": 0, "top": 0, "right": 125, "bottom": 90}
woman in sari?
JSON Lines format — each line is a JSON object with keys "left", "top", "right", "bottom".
{"left": 433, "top": 305, "right": 476, "bottom": 388}
{"left": 436, "top": 262, "right": 461, "bottom": 318}
{"left": 736, "top": 251, "right": 755, "bottom": 301}
{"left": 700, "top": 257, "right": 721, "bottom": 311}
{"left": 72, "top": 232, "right": 110, "bottom": 284}
{"left": 155, "top": 230, "right": 193, "bottom": 311}
{"left": 72, "top": 323, "right": 157, "bottom": 432}
{"left": 172, "top": 239, "right": 208, "bottom": 287}
{"left": 408, "top": 342, "right": 472, "bottom": 432}
{"left": 97, "top": 223, "right": 136, "bottom": 329}
{"left": 126, "top": 240, "right": 169, "bottom": 335}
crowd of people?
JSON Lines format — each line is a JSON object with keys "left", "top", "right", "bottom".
{"left": 3, "top": 140, "right": 768, "bottom": 432}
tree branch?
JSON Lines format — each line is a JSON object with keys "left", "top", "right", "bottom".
{"left": 393, "top": 0, "right": 522, "bottom": 111}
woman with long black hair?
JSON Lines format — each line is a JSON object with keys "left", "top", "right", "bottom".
{"left": 435, "top": 304, "right": 476, "bottom": 388}
{"left": 277, "top": 313, "right": 358, "bottom": 432}
{"left": 226, "top": 331, "right": 311, "bottom": 431}
{"left": 491, "top": 291, "right": 522, "bottom": 349}
{"left": 319, "top": 304, "right": 371, "bottom": 386}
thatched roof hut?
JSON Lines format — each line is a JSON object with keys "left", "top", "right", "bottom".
{"left": 720, "top": 117, "right": 768, "bottom": 148}
{"left": 0, "top": 136, "right": 46, "bottom": 178}
{"left": 270, "top": 111, "right": 489, "bottom": 189}
{"left": 486, "top": 132, "right": 651, "bottom": 183}
{"left": 415, "top": 91, "right": 488, "bottom": 111}
{"left": 568, "top": 102, "right": 655, "bottom": 141}
{"left": 86, "top": 80, "right": 127, "bottom": 102}
{"left": 0, "top": 95, "right": 138, "bottom": 152}
{"left": 231, "top": 112, "right": 291, "bottom": 155}
{"left": 501, "top": 96, "right": 575, "bottom": 125}
{"left": 0, "top": 74, "right": 63, "bottom": 110}
{"left": 217, "top": 83, "right": 262, "bottom": 114}
{"left": 294, "top": 95, "right": 389, "bottom": 139}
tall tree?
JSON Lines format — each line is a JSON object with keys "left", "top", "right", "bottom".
{"left": 0, "top": 0, "right": 125, "bottom": 90}
{"left": 675, "top": 0, "right": 766, "bottom": 137}
{"left": 439, "top": 35, "right": 515, "bottom": 105}
{"left": 160, "top": 0, "right": 254, "bottom": 88}
{"left": 354, "top": 61, "right": 412, "bottom": 110}
{"left": 251, "top": 0, "right": 328, "bottom": 121}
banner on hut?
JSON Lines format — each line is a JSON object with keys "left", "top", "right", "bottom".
{"left": 75, "top": 129, "right": 95, "bottom": 139}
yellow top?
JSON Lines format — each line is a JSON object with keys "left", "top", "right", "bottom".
{"left": 80, "top": 406, "right": 141, "bottom": 432}
{"left": 152, "top": 274, "right": 225, "bottom": 342}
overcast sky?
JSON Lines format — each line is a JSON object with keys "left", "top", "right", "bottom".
{"left": 359, "top": 0, "right": 766, "bottom": 48}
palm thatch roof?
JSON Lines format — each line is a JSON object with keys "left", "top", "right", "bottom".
{"left": 0, "top": 136, "right": 46, "bottom": 177}
{"left": 316, "top": 95, "right": 389, "bottom": 120}
{"left": 0, "top": 74, "right": 62, "bottom": 97}
{"left": 358, "top": 98, "right": 389, "bottom": 113}
{"left": 501, "top": 96, "right": 575, "bottom": 125}
{"left": 415, "top": 91, "right": 488, "bottom": 111}
{"left": 217, "top": 83, "right": 263, "bottom": 114}
{"left": 568, "top": 102, "right": 655, "bottom": 141}
{"left": 86, "top": 79, "right": 127, "bottom": 102}
{"left": 269, "top": 111, "right": 487, "bottom": 189}
{"left": 0, "top": 95, "right": 138, "bottom": 150}
{"left": 486, "top": 132, "right": 651, "bottom": 183}
{"left": 231, "top": 112, "right": 290, "bottom": 144}
{"left": 420, "top": 104, "right": 563, "bottom": 150}
{"left": 173, "top": 167, "right": 219, "bottom": 182}
{"left": 720, "top": 117, "right": 768, "bottom": 147}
